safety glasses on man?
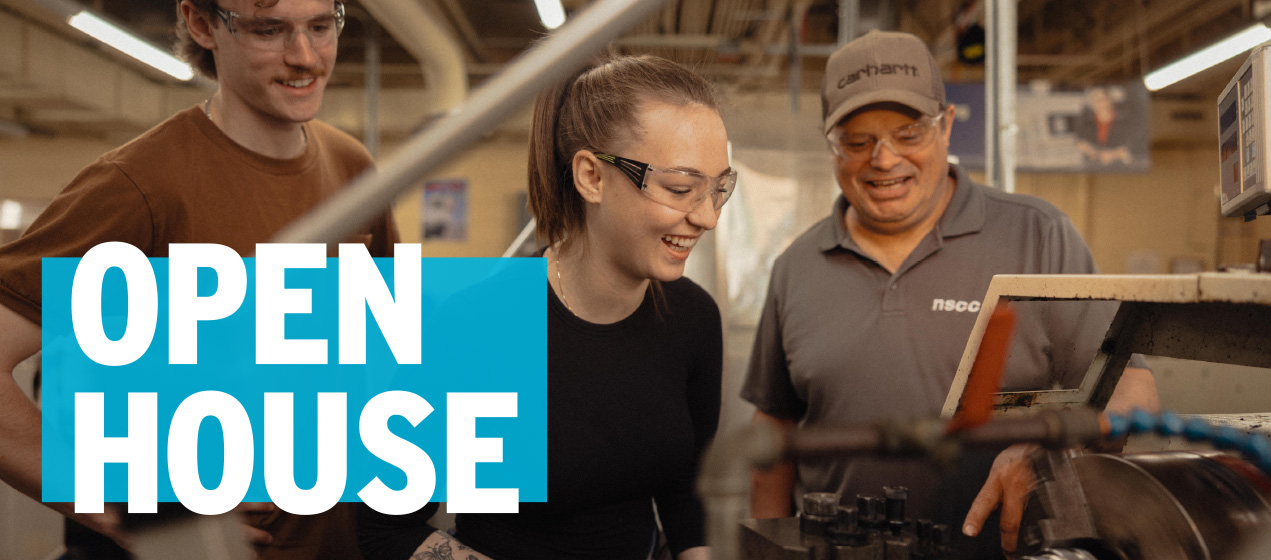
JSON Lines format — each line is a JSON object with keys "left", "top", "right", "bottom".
{"left": 212, "top": 1, "right": 346, "bottom": 52}
{"left": 593, "top": 152, "right": 737, "bottom": 213}
{"left": 826, "top": 112, "right": 944, "bottom": 161}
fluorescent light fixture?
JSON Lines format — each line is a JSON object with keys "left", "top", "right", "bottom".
{"left": 0, "top": 201, "right": 21, "bottom": 230}
{"left": 534, "top": 0, "right": 566, "bottom": 30}
{"left": 1144, "top": 23, "right": 1271, "bottom": 91}
{"left": 0, "top": 119, "right": 28, "bottom": 139}
{"left": 68, "top": 11, "right": 195, "bottom": 81}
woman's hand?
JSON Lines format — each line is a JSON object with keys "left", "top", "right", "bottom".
{"left": 410, "top": 532, "right": 493, "bottom": 560}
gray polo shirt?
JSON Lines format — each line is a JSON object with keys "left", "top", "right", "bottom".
{"left": 741, "top": 165, "right": 1131, "bottom": 519}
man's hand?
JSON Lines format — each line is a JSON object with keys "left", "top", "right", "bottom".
{"left": 961, "top": 443, "right": 1038, "bottom": 553}
{"left": 1107, "top": 367, "right": 1159, "bottom": 415}
{"left": 962, "top": 366, "right": 1159, "bottom": 553}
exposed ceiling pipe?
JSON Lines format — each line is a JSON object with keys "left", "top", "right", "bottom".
{"left": 359, "top": 0, "right": 467, "bottom": 115}
{"left": 985, "top": 0, "right": 1017, "bottom": 193}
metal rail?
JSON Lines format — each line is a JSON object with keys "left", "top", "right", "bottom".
{"left": 271, "top": 0, "right": 670, "bottom": 245}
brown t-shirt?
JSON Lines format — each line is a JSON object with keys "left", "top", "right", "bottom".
{"left": 0, "top": 106, "right": 400, "bottom": 559}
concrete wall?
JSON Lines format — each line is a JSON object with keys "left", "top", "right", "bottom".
{"left": 1010, "top": 148, "right": 1226, "bottom": 274}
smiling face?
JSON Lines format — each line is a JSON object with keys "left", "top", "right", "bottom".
{"left": 583, "top": 100, "right": 730, "bottom": 283}
{"left": 204, "top": 0, "right": 337, "bottom": 128}
{"left": 831, "top": 103, "right": 955, "bottom": 236}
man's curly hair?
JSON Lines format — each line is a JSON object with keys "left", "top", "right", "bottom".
{"left": 174, "top": 0, "right": 281, "bottom": 79}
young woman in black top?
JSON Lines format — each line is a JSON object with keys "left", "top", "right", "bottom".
{"left": 359, "top": 54, "right": 733, "bottom": 560}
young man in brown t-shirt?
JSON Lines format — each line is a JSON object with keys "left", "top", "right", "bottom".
{"left": 0, "top": 1, "right": 396, "bottom": 557}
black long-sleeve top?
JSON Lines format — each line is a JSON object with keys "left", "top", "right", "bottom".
{"left": 456, "top": 278, "right": 723, "bottom": 559}
{"left": 358, "top": 277, "right": 722, "bottom": 560}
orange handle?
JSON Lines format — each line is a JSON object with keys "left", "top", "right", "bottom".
{"left": 946, "top": 302, "right": 1017, "bottom": 434}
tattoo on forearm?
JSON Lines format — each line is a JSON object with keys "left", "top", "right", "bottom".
{"left": 411, "top": 532, "right": 481, "bottom": 560}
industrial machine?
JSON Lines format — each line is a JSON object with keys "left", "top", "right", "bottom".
{"left": 704, "top": 271, "right": 1271, "bottom": 560}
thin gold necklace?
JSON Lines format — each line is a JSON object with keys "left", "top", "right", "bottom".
{"left": 554, "top": 247, "right": 573, "bottom": 312}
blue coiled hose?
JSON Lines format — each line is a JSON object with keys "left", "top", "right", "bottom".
{"left": 1105, "top": 409, "right": 1271, "bottom": 475}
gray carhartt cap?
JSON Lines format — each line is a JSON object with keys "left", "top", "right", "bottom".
{"left": 821, "top": 31, "right": 945, "bottom": 134}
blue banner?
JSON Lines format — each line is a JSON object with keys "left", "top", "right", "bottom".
{"left": 41, "top": 248, "right": 545, "bottom": 514}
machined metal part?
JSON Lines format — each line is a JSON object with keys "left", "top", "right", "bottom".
{"left": 740, "top": 514, "right": 916, "bottom": 560}
{"left": 737, "top": 485, "right": 960, "bottom": 560}
{"left": 1026, "top": 450, "right": 1098, "bottom": 549}
{"left": 1022, "top": 451, "right": 1271, "bottom": 560}
{"left": 802, "top": 493, "right": 842, "bottom": 536}
{"left": 883, "top": 486, "right": 907, "bottom": 536}
{"left": 1019, "top": 550, "right": 1099, "bottom": 560}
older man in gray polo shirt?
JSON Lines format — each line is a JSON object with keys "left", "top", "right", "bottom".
{"left": 741, "top": 30, "right": 1160, "bottom": 556}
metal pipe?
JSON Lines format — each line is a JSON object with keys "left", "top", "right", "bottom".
{"left": 271, "top": 0, "right": 671, "bottom": 245}
{"left": 359, "top": 0, "right": 467, "bottom": 114}
{"left": 784, "top": 409, "right": 1106, "bottom": 459}
{"left": 985, "top": 0, "right": 1017, "bottom": 192}
{"left": 364, "top": 18, "right": 380, "bottom": 158}
{"left": 788, "top": 3, "right": 804, "bottom": 112}
{"left": 837, "top": 0, "right": 858, "bottom": 45}
{"left": 502, "top": 219, "right": 536, "bottom": 258}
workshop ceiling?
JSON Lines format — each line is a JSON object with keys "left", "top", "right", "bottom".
{"left": 60, "top": 0, "right": 1255, "bottom": 93}
{"left": 0, "top": 0, "right": 1261, "bottom": 132}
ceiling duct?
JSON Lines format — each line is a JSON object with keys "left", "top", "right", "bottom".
{"left": 359, "top": 0, "right": 467, "bottom": 115}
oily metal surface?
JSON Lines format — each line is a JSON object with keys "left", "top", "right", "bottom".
{"left": 1071, "top": 452, "right": 1271, "bottom": 560}
{"left": 1117, "top": 453, "right": 1271, "bottom": 560}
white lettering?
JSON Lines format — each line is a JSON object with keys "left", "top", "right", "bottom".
{"left": 168, "top": 244, "right": 247, "bottom": 365}
{"left": 72, "top": 242, "right": 158, "bottom": 366}
{"left": 74, "top": 392, "right": 157, "bottom": 513}
{"left": 931, "top": 298, "right": 983, "bottom": 313}
{"left": 446, "top": 393, "right": 519, "bottom": 513}
{"left": 167, "top": 391, "right": 255, "bottom": 515}
{"left": 255, "top": 244, "right": 327, "bottom": 365}
{"left": 338, "top": 244, "right": 422, "bottom": 365}
{"left": 358, "top": 391, "right": 437, "bottom": 514}
{"left": 264, "top": 393, "right": 347, "bottom": 515}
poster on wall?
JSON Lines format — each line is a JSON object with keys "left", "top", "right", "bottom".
{"left": 946, "top": 81, "right": 1151, "bottom": 173}
{"left": 423, "top": 178, "right": 468, "bottom": 241}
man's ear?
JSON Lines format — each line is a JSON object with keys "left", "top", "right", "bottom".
{"left": 940, "top": 103, "right": 956, "bottom": 142}
{"left": 572, "top": 150, "right": 604, "bottom": 204}
{"left": 181, "top": 1, "right": 218, "bottom": 51}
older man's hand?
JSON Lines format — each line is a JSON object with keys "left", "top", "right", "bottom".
{"left": 961, "top": 443, "right": 1038, "bottom": 554}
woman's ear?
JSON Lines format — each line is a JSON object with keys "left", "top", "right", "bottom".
{"left": 181, "top": 1, "right": 218, "bottom": 50}
{"left": 572, "top": 150, "right": 604, "bottom": 204}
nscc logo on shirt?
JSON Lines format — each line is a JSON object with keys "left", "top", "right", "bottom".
{"left": 931, "top": 299, "right": 981, "bottom": 313}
